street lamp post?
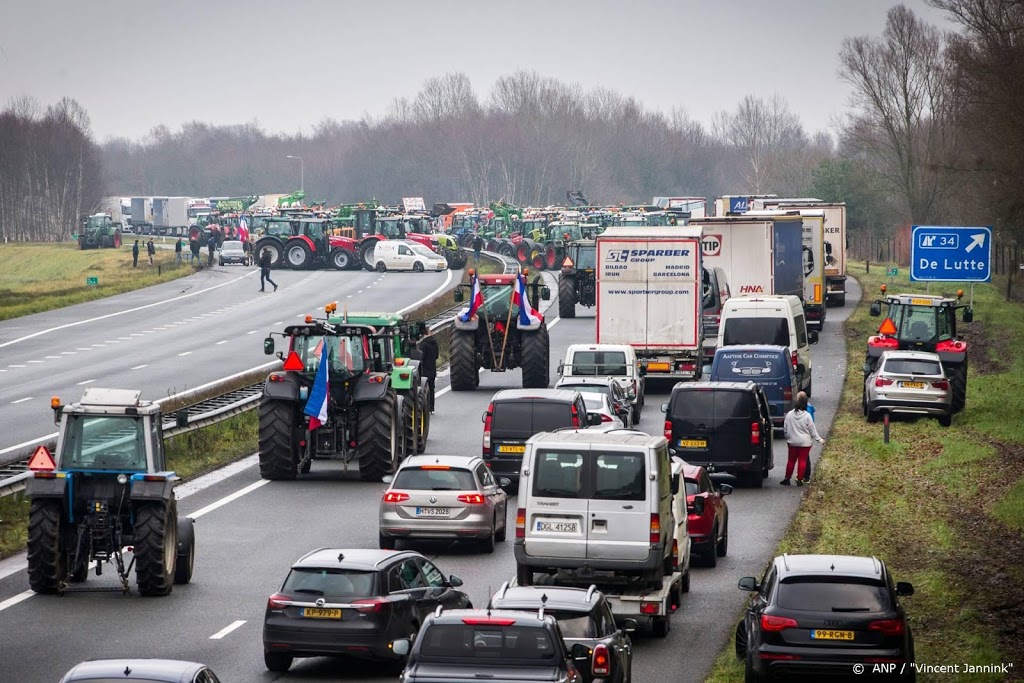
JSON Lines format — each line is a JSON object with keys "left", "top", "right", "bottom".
{"left": 286, "top": 155, "right": 304, "bottom": 194}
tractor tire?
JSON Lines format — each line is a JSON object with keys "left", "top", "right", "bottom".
{"left": 415, "top": 388, "right": 430, "bottom": 453}
{"left": 256, "top": 239, "right": 283, "bottom": 268}
{"left": 450, "top": 330, "right": 479, "bottom": 391}
{"left": 400, "top": 394, "right": 418, "bottom": 459}
{"left": 258, "top": 399, "right": 299, "bottom": 481}
{"left": 949, "top": 359, "right": 968, "bottom": 414}
{"left": 521, "top": 327, "right": 550, "bottom": 389}
{"left": 360, "top": 240, "right": 378, "bottom": 271}
{"left": 545, "top": 247, "right": 558, "bottom": 270}
{"left": 330, "top": 249, "right": 354, "bottom": 270}
{"left": 558, "top": 276, "right": 577, "bottom": 319}
{"left": 174, "top": 517, "right": 195, "bottom": 585}
{"left": 446, "top": 249, "right": 467, "bottom": 270}
{"left": 134, "top": 499, "right": 178, "bottom": 597}
{"left": 27, "top": 499, "right": 66, "bottom": 594}
{"left": 357, "top": 392, "right": 399, "bottom": 482}
{"left": 285, "top": 242, "right": 312, "bottom": 269}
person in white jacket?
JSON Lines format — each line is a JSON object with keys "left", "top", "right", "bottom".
{"left": 782, "top": 392, "right": 824, "bottom": 486}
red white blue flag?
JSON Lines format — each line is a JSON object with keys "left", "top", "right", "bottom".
{"left": 458, "top": 273, "right": 484, "bottom": 322}
{"left": 304, "top": 337, "right": 330, "bottom": 430}
{"left": 512, "top": 273, "right": 543, "bottom": 326}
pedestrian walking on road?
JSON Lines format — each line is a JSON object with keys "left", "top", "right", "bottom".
{"left": 174, "top": 238, "right": 183, "bottom": 266}
{"left": 781, "top": 392, "right": 825, "bottom": 486}
{"left": 259, "top": 249, "right": 278, "bottom": 292}
{"left": 131, "top": 240, "right": 139, "bottom": 267}
{"left": 206, "top": 234, "right": 217, "bottom": 266}
{"left": 190, "top": 238, "right": 201, "bottom": 267}
{"left": 416, "top": 328, "right": 439, "bottom": 413}
{"left": 146, "top": 238, "right": 155, "bottom": 265}
{"left": 472, "top": 233, "right": 483, "bottom": 263}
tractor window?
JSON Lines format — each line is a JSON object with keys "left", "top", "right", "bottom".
{"left": 292, "top": 335, "right": 365, "bottom": 377}
{"left": 904, "top": 308, "right": 937, "bottom": 342}
{"left": 936, "top": 308, "right": 953, "bottom": 341}
{"left": 60, "top": 415, "right": 148, "bottom": 471}
{"left": 574, "top": 246, "right": 596, "bottom": 269}
{"left": 480, "top": 285, "right": 513, "bottom": 318}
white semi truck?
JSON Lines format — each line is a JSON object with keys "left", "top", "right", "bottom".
{"left": 596, "top": 226, "right": 705, "bottom": 383}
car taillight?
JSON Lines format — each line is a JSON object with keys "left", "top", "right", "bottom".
{"left": 639, "top": 602, "right": 660, "bottom": 614}
{"left": 792, "top": 354, "right": 798, "bottom": 371}
{"left": 931, "top": 380, "right": 949, "bottom": 390}
{"left": 267, "top": 593, "right": 290, "bottom": 609}
{"left": 751, "top": 421, "right": 760, "bottom": 446}
{"left": 783, "top": 387, "right": 792, "bottom": 401}
{"left": 458, "top": 493, "right": 485, "bottom": 504}
{"left": 483, "top": 403, "right": 493, "bottom": 455}
{"left": 664, "top": 420, "right": 672, "bottom": 441}
{"left": 671, "top": 538, "right": 679, "bottom": 571}
{"left": 516, "top": 508, "right": 526, "bottom": 538}
{"left": 599, "top": 413, "right": 613, "bottom": 423}
{"left": 869, "top": 619, "right": 905, "bottom": 636}
{"left": 352, "top": 598, "right": 389, "bottom": 613}
{"left": 649, "top": 514, "right": 661, "bottom": 544}
{"left": 875, "top": 377, "right": 894, "bottom": 387}
{"left": 571, "top": 403, "right": 580, "bottom": 428}
{"left": 592, "top": 644, "right": 611, "bottom": 676}
{"left": 761, "top": 614, "right": 798, "bottom": 632}
{"left": 383, "top": 492, "right": 409, "bottom": 503}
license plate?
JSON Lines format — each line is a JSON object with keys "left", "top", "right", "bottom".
{"left": 498, "top": 444, "right": 525, "bottom": 453}
{"left": 900, "top": 381, "right": 925, "bottom": 389}
{"left": 911, "top": 298, "right": 933, "bottom": 305}
{"left": 415, "top": 507, "right": 450, "bottom": 516}
{"left": 811, "top": 629, "right": 854, "bottom": 641}
{"left": 678, "top": 439, "right": 707, "bottom": 448}
{"left": 647, "top": 362, "right": 671, "bottom": 372}
{"left": 536, "top": 521, "right": 579, "bottom": 533}
{"left": 302, "top": 607, "right": 341, "bottom": 619}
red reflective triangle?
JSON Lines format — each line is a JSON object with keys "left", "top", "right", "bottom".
{"left": 28, "top": 446, "right": 56, "bottom": 472}
{"left": 282, "top": 351, "right": 305, "bottom": 372}
{"left": 879, "top": 318, "right": 897, "bottom": 336}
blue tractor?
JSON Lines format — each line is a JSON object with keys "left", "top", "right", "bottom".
{"left": 26, "top": 388, "right": 195, "bottom": 596}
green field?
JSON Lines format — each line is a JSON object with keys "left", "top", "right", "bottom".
{"left": 707, "top": 263, "right": 1024, "bottom": 682}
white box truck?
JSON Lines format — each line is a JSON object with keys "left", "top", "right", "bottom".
{"left": 713, "top": 194, "right": 777, "bottom": 216}
{"left": 129, "top": 197, "right": 153, "bottom": 234}
{"left": 596, "top": 226, "right": 704, "bottom": 382}
{"left": 152, "top": 197, "right": 190, "bottom": 237}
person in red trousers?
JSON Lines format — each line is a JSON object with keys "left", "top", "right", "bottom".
{"left": 781, "top": 392, "right": 824, "bottom": 486}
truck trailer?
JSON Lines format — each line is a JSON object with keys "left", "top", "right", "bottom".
{"left": 152, "top": 197, "right": 190, "bottom": 237}
{"left": 129, "top": 197, "right": 154, "bottom": 234}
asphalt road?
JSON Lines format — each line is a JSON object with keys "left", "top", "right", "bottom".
{"left": 0, "top": 263, "right": 455, "bottom": 460}
{"left": 0, "top": 275, "right": 861, "bottom": 682}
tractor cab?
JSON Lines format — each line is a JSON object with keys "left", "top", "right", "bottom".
{"left": 52, "top": 389, "right": 165, "bottom": 474}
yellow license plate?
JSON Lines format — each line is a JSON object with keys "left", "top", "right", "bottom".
{"left": 811, "top": 629, "right": 854, "bottom": 641}
{"left": 911, "top": 298, "right": 933, "bottom": 305}
{"left": 900, "top": 381, "right": 925, "bottom": 389}
{"left": 498, "top": 445, "right": 526, "bottom": 453}
{"left": 647, "top": 362, "right": 671, "bottom": 372}
{"left": 678, "top": 439, "right": 707, "bottom": 448}
{"left": 303, "top": 607, "right": 341, "bottom": 619}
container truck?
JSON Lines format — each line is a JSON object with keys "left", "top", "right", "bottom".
{"left": 596, "top": 226, "right": 705, "bottom": 383}
{"left": 689, "top": 214, "right": 804, "bottom": 301}
{"left": 713, "top": 194, "right": 777, "bottom": 216}
{"left": 152, "top": 197, "right": 190, "bottom": 237}
{"left": 129, "top": 197, "right": 154, "bottom": 234}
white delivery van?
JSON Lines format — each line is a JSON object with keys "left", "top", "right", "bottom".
{"left": 373, "top": 240, "right": 448, "bottom": 272}
{"left": 717, "top": 295, "right": 818, "bottom": 396}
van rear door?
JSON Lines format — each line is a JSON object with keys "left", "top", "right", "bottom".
{"left": 711, "top": 390, "right": 756, "bottom": 466}
{"left": 585, "top": 446, "right": 651, "bottom": 562}
{"left": 526, "top": 447, "right": 589, "bottom": 560}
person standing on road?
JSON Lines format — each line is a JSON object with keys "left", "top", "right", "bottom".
{"left": 206, "top": 234, "right": 217, "bottom": 266}
{"left": 174, "top": 237, "right": 183, "bottom": 266}
{"left": 146, "top": 238, "right": 155, "bottom": 265}
{"left": 243, "top": 238, "right": 253, "bottom": 266}
{"left": 472, "top": 233, "right": 483, "bottom": 263}
{"left": 781, "top": 392, "right": 824, "bottom": 486}
{"left": 259, "top": 249, "right": 278, "bottom": 292}
{"left": 416, "top": 328, "right": 439, "bottom": 413}
{"left": 131, "top": 240, "right": 139, "bottom": 267}
{"left": 190, "top": 238, "right": 202, "bottom": 267}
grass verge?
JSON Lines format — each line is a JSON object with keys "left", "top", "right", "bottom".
{"left": 0, "top": 242, "right": 195, "bottom": 321}
{"left": 707, "top": 260, "right": 1024, "bottom": 683}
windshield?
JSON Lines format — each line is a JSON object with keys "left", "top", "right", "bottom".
{"left": 282, "top": 568, "right": 376, "bottom": 598}
{"left": 290, "top": 334, "right": 365, "bottom": 378}
{"left": 714, "top": 351, "right": 787, "bottom": 379}
{"left": 478, "top": 285, "right": 514, "bottom": 318}
{"left": 419, "top": 624, "right": 557, "bottom": 663}
{"left": 723, "top": 317, "right": 790, "bottom": 347}
{"left": 60, "top": 415, "right": 147, "bottom": 471}
{"left": 393, "top": 467, "right": 476, "bottom": 491}
{"left": 411, "top": 244, "right": 439, "bottom": 258}
{"left": 86, "top": 216, "right": 108, "bottom": 229}
{"left": 573, "top": 245, "right": 596, "bottom": 269}
{"left": 569, "top": 351, "right": 627, "bottom": 376}
{"left": 378, "top": 220, "right": 402, "bottom": 238}
{"left": 221, "top": 241, "right": 243, "bottom": 251}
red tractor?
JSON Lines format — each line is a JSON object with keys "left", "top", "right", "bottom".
{"left": 255, "top": 218, "right": 360, "bottom": 270}
{"left": 867, "top": 285, "right": 974, "bottom": 413}
{"left": 352, "top": 210, "right": 466, "bottom": 271}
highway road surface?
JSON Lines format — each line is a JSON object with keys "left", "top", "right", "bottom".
{"left": 0, "top": 275, "right": 860, "bottom": 682}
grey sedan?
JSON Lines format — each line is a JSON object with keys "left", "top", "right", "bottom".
{"left": 60, "top": 659, "right": 220, "bottom": 682}
{"left": 218, "top": 239, "right": 248, "bottom": 265}
{"left": 863, "top": 350, "right": 952, "bottom": 426}
{"left": 379, "top": 454, "right": 509, "bottom": 552}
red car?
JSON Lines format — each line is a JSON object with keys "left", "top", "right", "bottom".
{"left": 684, "top": 463, "right": 732, "bottom": 568}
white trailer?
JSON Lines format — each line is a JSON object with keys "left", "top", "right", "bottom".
{"left": 152, "top": 197, "right": 190, "bottom": 237}
{"left": 652, "top": 197, "right": 707, "bottom": 219}
{"left": 129, "top": 197, "right": 154, "bottom": 234}
{"left": 596, "top": 226, "right": 704, "bottom": 382}
{"left": 713, "top": 194, "right": 778, "bottom": 216}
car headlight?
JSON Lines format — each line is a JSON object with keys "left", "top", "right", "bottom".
{"left": 117, "top": 474, "right": 128, "bottom": 485}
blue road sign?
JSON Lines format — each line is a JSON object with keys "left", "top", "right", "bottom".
{"left": 910, "top": 226, "right": 991, "bottom": 283}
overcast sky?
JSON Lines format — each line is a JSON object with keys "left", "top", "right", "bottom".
{"left": 1, "top": 0, "right": 955, "bottom": 142}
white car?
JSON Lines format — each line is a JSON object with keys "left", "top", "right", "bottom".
{"left": 373, "top": 240, "right": 448, "bottom": 272}
{"left": 581, "top": 393, "right": 624, "bottom": 431}
{"left": 559, "top": 344, "right": 644, "bottom": 421}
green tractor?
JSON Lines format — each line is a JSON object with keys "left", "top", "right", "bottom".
{"left": 78, "top": 214, "right": 122, "bottom": 250}
{"left": 557, "top": 239, "right": 597, "bottom": 319}
{"left": 26, "top": 388, "right": 195, "bottom": 596}
{"left": 259, "top": 307, "right": 431, "bottom": 482}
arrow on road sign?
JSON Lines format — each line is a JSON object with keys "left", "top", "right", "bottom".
{"left": 965, "top": 233, "right": 986, "bottom": 253}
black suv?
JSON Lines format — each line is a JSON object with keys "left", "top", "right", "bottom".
{"left": 483, "top": 389, "right": 599, "bottom": 488}
{"left": 735, "top": 554, "right": 916, "bottom": 682}
{"left": 661, "top": 381, "right": 773, "bottom": 487}
{"left": 263, "top": 548, "right": 470, "bottom": 672}
{"left": 490, "top": 583, "right": 635, "bottom": 683}
{"left": 395, "top": 608, "right": 586, "bottom": 683}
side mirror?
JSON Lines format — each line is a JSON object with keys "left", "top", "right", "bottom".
{"left": 719, "top": 483, "right": 733, "bottom": 496}
{"left": 570, "top": 642, "right": 590, "bottom": 662}
{"left": 671, "top": 474, "right": 680, "bottom": 496}
{"left": 498, "top": 477, "right": 512, "bottom": 488}
{"left": 660, "top": 403, "right": 669, "bottom": 413}
{"left": 587, "top": 413, "right": 603, "bottom": 426}
{"left": 869, "top": 302, "right": 882, "bottom": 317}
{"left": 738, "top": 576, "right": 759, "bottom": 592}
{"left": 808, "top": 330, "right": 819, "bottom": 345}
{"left": 382, "top": 475, "right": 394, "bottom": 484}
{"left": 622, "top": 618, "right": 638, "bottom": 633}
{"left": 963, "top": 307, "right": 974, "bottom": 323}
{"left": 454, "top": 288, "right": 465, "bottom": 303}
{"left": 392, "top": 638, "right": 410, "bottom": 657}
{"left": 541, "top": 286, "right": 551, "bottom": 301}
{"left": 448, "top": 574, "right": 464, "bottom": 587}
{"left": 895, "top": 581, "right": 914, "bottom": 597}
{"left": 263, "top": 337, "right": 275, "bottom": 355}
{"left": 688, "top": 497, "right": 705, "bottom": 516}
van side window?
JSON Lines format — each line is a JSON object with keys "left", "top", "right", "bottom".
{"left": 794, "top": 315, "right": 808, "bottom": 347}
{"left": 592, "top": 453, "right": 645, "bottom": 501}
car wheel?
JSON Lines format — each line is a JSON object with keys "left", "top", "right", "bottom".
{"left": 862, "top": 389, "right": 869, "bottom": 417}
{"left": 735, "top": 621, "right": 747, "bottom": 659}
{"left": 717, "top": 518, "right": 729, "bottom": 557}
{"left": 481, "top": 522, "right": 496, "bottom": 554}
{"left": 376, "top": 261, "right": 387, "bottom": 272}
{"left": 264, "top": 652, "right": 293, "bottom": 672}
{"left": 938, "top": 414, "right": 952, "bottom": 427}
{"left": 867, "top": 408, "right": 879, "bottom": 424}
{"left": 495, "top": 506, "right": 507, "bottom": 542}
{"left": 705, "top": 523, "right": 719, "bottom": 568}
{"left": 413, "top": 261, "right": 424, "bottom": 272}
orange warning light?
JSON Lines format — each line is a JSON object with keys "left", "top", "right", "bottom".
{"left": 879, "top": 318, "right": 898, "bottom": 336}
{"left": 28, "top": 446, "right": 56, "bottom": 472}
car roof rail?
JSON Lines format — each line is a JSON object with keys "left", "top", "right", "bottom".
{"left": 297, "top": 547, "right": 329, "bottom": 563}
{"left": 585, "top": 585, "right": 598, "bottom": 602}
{"left": 871, "top": 556, "right": 882, "bottom": 575}
{"left": 498, "top": 581, "right": 510, "bottom": 599}
{"left": 434, "top": 604, "right": 444, "bottom": 618}
{"left": 781, "top": 553, "right": 790, "bottom": 571}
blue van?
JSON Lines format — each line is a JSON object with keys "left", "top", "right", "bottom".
{"left": 708, "top": 345, "right": 798, "bottom": 429}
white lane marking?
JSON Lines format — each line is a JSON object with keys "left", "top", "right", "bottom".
{"left": 346, "top": 295, "right": 352, "bottom": 298}
{"left": 131, "top": 364, "right": 148, "bottom": 370}
{"left": 60, "top": 351, "right": 76, "bottom": 355}
{"left": 8, "top": 364, "right": 26, "bottom": 368}
{"left": 0, "top": 432, "right": 58, "bottom": 458}
{"left": 0, "top": 369, "right": 5, "bottom": 372}
{"left": 273, "top": 321, "right": 282, "bottom": 326}
{"left": 91, "top": 343, "right": 106, "bottom": 347}
{"left": 246, "top": 330, "right": 257, "bottom": 335}
{"left": 296, "top": 314, "right": 305, "bottom": 318}
{"left": 216, "top": 340, "right": 228, "bottom": 345}
{"left": 11, "top": 397, "right": 33, "bottom": 404}
{"left": 45, "top": 356, "right": 60, "bottom": 359}
{"left": 76, "top": 379, "right": 95, "bottom": 385}
{"left": 210, "top": 620, "right": 247, "bottom": 640}
{"left": 190, "top": 479, "right": 269, "bottom": 519}
{"left": 27, "top": 360, "right": 43, "bottom": 364}
{"left": 0, "top": 590, "right": 33, "bottom": 613}
{"left": 357, "top": 290, "right": 363, "bottom": 294}
{"left": 398, "top": 268, "right": 454, "bottom": 314}
{"left": 130, "top": 333, "right": 144, "bottom": 337}
{"left": 75, "top": 347, "right": 91, "bottom": 351}
{"left": 0, "top": 270, "right": 257, "bottom": 349}
{"left": 142, "top": 330, "right": 155, "bottom": 333}
{"left": 178, "top": 351, "right": 192, "bottom": 357}
{"left": 118, "top": 337, "right": 132, "bottom": 340}
{"left": 547, "top": 316, "right": 562, "bottom": 330}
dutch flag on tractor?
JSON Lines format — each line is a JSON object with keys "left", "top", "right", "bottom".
{"left": 512, "top": 272, "right": 543, "bottom": 326}
{"left": 303, "top": 337, "right": 330, "bottom": 430}
{"left": 458, "top": 272, "right": 484, "bottom": 322}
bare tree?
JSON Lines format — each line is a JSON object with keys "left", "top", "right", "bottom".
{"left": 715, "top": 95, "right": 809, "bottom": 194}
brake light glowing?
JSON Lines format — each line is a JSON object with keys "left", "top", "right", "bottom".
{"left": 268, "top": 593, "right": 290, "bottom": 609}
{"left": 761, "top": 614, "right": 798, "bottom": 631}
{"left": 419, "top": 465, "right": 451, "bottom": 470}
{"left": 751, "top": 421, "right": 760, "bottom": 446}
{"left": 462, "top": 617, "right": 516, "bottom": 626}
{"left": 483, "top": 403, "right": 493, "bottom": 455}
{"left": 571, "top": 403, "right": 580, "bottom": 428}
{"left": 383, "top": 492, "right": 409, "bottom": 503}
{"left": 352, "top": 598, "right": 389, "bottom": 613}
{"left": 649, "top": 514, "right": 661, "bottom": 544}
{"left": 592, "top": 644, "right": 610, "bottom": 676}
{"left": 931, "top": 380, "right": 949, "bottom": 390}
{"left": 875, "top": 377, "right": 894, "bottom": 387}
{"left": 664, "top": 420, "right": 672, "bottom": 441}
{"left": 639, "top": 602, "right": 660, "bottom": 615}
{"left": 516, "top": 508, "right": 526, "bottom": 538}
{"left": 869, "top": 619, "right": 905, "bottom": 636}
{"left": 458, "top": 493, "right": 485, "bottom": 504}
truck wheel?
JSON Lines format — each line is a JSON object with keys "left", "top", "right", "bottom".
{"left": 400, "top": 394, "right": 417, "bottom": 459}
{"left": 949, "top": 359, "right": 968, "bottom": 413}
{"left": 27, "top": 499, "right": 66, "bottom": 594}
{"left": 360, "top": 240, "right": 378, "bottom": 271}
{"left": 174, "top": 517, "right": 195, "bottom": 585}
{"left": 558, "top": 276, "right": 576, "bottom": 319}
{"left": 357, "top": 392, "right": 399, "bottom": 482}
{"left": 450, "top": 330, "right": 479, "bottom": 391}
{"left": 258, "top": 399, "right": 298, "bottom": 480}
{"left": 135, "top": 499, "right": 177, "bottom": 597}
{"left": 285, "top": 242, "right": 312, "bottom": 269}
{"left": 834, "top": 293, "right": 846, "bottom": 307}
{"left": 415, "top": 388, "right": 430, "bottom": 453}
{"left": 521, "top": 328, "right": 549, "bottom": 389}
{"left": 330, "top": 249, "right": 353, "bottom": 270}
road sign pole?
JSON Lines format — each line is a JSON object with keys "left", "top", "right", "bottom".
{"left": 970, "top": 283, "right": 974, "bottom": 309}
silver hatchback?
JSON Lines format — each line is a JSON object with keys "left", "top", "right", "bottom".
{"left": 863, "top": 350, "right": 952, "bottom": 426}
{"left": 379, "top": 455, "right": 510, "bottom": 553}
